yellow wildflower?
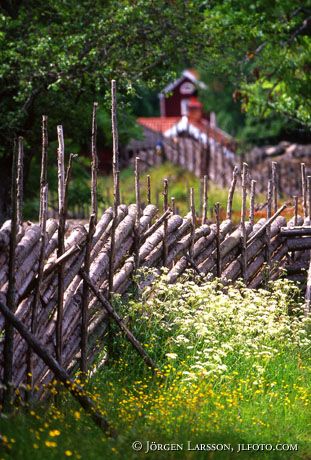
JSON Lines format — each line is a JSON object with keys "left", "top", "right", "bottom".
{"left": 45, "top": 441, "right": 57, "bottom": 448}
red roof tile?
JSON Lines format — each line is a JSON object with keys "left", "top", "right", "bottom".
{"left": 137, "top": 116, "right": 236, "bottom": 150}
{"left": 137, "top": 117, "right": 180, "bottom": 133}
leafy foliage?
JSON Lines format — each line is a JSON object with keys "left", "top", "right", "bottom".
{"left": 0, "top": 0, "right": 203, "bottom": 155}
{"left": 200, "top": 1, "right": 311, "bottom": 127}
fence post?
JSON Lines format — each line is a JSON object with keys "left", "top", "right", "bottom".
{"left": 134, "top": 157, "right": 141, "bottom": 271}
{"left": 215, "top": 202, "right": 221, "bottom": 277}
{"left": 240, "top": 162, "right": 248, "bottom": 281}
{"left": 250, "top": 180, "right": 256, "bottom": 226}
{"left": 226, "top": 165, "right": 239, "bottom": 221}
{"left": 163, "top": 179, "right": 168, "bottom": 266}
{"left": 301, "top": 163, "right": 307, "bottom": 220}
{"left": 16, "top": 137, "right": 24, "bottom": 226}
{"left": 147, "top": 175, "right": 151, "bottom": 205}
{"left": 272, "top": 162, "right": 278, "bottom": 213}
{"left": 2, "top": 139, "right": 19, "bottom": 410}
{"left": 265, "top": 180, "right": 273, "bottom": 282}
{"left": 202, "top": 175, "right": 208, "bottom": 225}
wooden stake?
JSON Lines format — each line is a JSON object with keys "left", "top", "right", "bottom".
{"left": 162, "top": 179, "right": 168, "bottom": 266}
{"left": 250, "top": 179, "right": 256, "bottom": 226}
{"left": 26, "top": 185, "right": 48, "bottom": 396}
{"left": 171, "top": 197, "right": 176, "bottom": 215}
{"left": 16, "top": 137, "right": 24, "bottom": 226}
{"left": 111, "top": 80, "right": 120, "bottom": 206}
{"left": 109, "top": 170, "right": 119, "bottom": 297}
{"left": 240, "top": 163, "right": 248, "bottom": 280}
{"left": 301, "top": 163, "right": 307, "bottom": 219}
{"left": 91, "top": 102, "right": 98, "bottom": 220}
{"left": 307, "top": 176, "right": 311, "bottom": 222}
{"left": 79, "top": 269, "right": 160, "bottom": 374}
{"left": 293, "top": 196, "right": 298, "bottom": 226}
{"left": 265, "top": 180, "right": 273, "bottom": 279}
{"left": 56, "top": 136, "right": 74, "bottom": 365}
{"left": 272, "top": 162, "right": 278, "bottom": 213}
{"left": 57, "top": 126, "right": 65, "bottom": 211}
{"left": 147, "top": 175, "right": 151, "bottom": 205}
{"left": 189, "top": 188, "right": 195, "bottom": 259}
{"left": 202, "top": 175, "right": 208, "bottom": 225}
{"left": 0, "top": 300, "right": 114, "bottom": 436}
{"left": 134, "top": 157, "right": 141, "bottom": 271}
{"left": 80, "top": 214, "right": 96, "bottom": 378}
{"left": 39, "top": 116, "right": 48, "bottom": 226}
{"left": 3, "top": 140, "right": 18, "bottom": 410}
{"left": 215, "top": 202, "right": 221, "bottom": 277}
{"left": 199, "top": 177, "right": 203, "bottom": 216}
{"left": 226, "top": 165, "right": 239, "bottom": 220}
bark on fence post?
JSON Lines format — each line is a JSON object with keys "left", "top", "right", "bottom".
{"left": 240, "top": 163, "right": 248, "bottom": 281}
{"left": 294, "top": 196, "right": 298, "bottom": 226}
{"left": 147, "top": 175, "right": 151, "bottom": 205}
{"left": 134, "top": 157, "right": 141, "bottom": 271}
{"left": 205, "top": 140, "right": 211, "bottom": 184}
{"left": 189, "top": 188, "right": 195, "bottom": 260}
{"left": 226, "top": 165, "right": 239, "bottom": 221}
{"left": 39, "top": 116, "right": 48, "bottom": 226}
{"left": 56, "top": 126, "right": 65, "bottom": 366}
{"left": 272, "top": 162, "right": 278, "bottom": 214}
{"left": 215, "top": 202, "right": 221, "bottom": 277}
{"left": 27, "top": 184, "right": 48, "bottom": 396}
{"left": 199, "top": 177, "right": 203, "bottom": 216}
{"left": 111, "top": 80, "right": 120, "bottom": 206}
{"left": 91, "top": 102, "right": 98, "bottom": 218}
{"left": 163, "top": 179, "right": 168, "bottom": 266}
{"left": 202, "top": 175, "right": 208, "bottom": 225}
{"left": 27, "top": 116, "right": 49, "bottom": 390}
{"left": 109, "top": 80, "right": 120, "bottom": 297}
{"left": 265, "top": 180, "right": 273, "bottom": 282}
{"left": 301, "top": 163, "right": 307, "bottom": 220}
{"left": 2, "top": 140, "right": 18, "bottom": 410}
{"left": 16, "top": 137, "right": 24, "bottom": 226}
{"left": 171, "top": 197, "right": 176, "bottom": 215}
{"left": 81, "top": 214, "right": 96, "bottom": 378}
{"left": 250, "top": 180, "right": 256, "bottom": 226}
{"left": 80, "top": 104, "right": 98, "bottom": 378}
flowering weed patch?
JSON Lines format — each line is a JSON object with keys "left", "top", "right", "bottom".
{"left": 0, "top": 275, "right": 310, "bottom": 459}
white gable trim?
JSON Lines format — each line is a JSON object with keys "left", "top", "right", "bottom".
{"left": 159, "top": 70, "right": 207, "bottom": 95}
{"left": 163, "top": 117, "right": 208, "bottom": 144}
{"left": 160, "top": 75, "right": 185, "bottom": 95}
{"left": 182, "top": 70, "right": 207, "bottom": 89}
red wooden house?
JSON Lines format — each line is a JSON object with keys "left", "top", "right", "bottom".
{"left": 127, "top": 69, "right": 236, "bottom": 158}
{"left": 159, "top": 69, "right": 207, "bottom": 117}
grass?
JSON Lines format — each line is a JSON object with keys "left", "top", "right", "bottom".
{"left": 0, "top": 274, "right": 310, "bottom": 459}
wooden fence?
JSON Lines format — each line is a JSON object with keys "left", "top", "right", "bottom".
{"left": 126, "top": 128, "right": 238, "bottom": 187}
{"left": 127, "top": 130, "right": 311, "bottom": 197}
{"left": 1, "top": 87, "right": 311, "bottom": 409}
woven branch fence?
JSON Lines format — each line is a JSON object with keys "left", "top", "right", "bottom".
{"left": 1, "top": 88, "right": 311, "bottom": 407}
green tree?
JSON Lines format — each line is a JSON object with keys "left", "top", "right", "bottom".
{"left": 1, "top": 1, "right": 310, "bottom": 222}
{"left": 0, "top": 0, "right": 203, "bottom": 221}
{"left": 200, "top": 1, "right": 311, "bottom": 127}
